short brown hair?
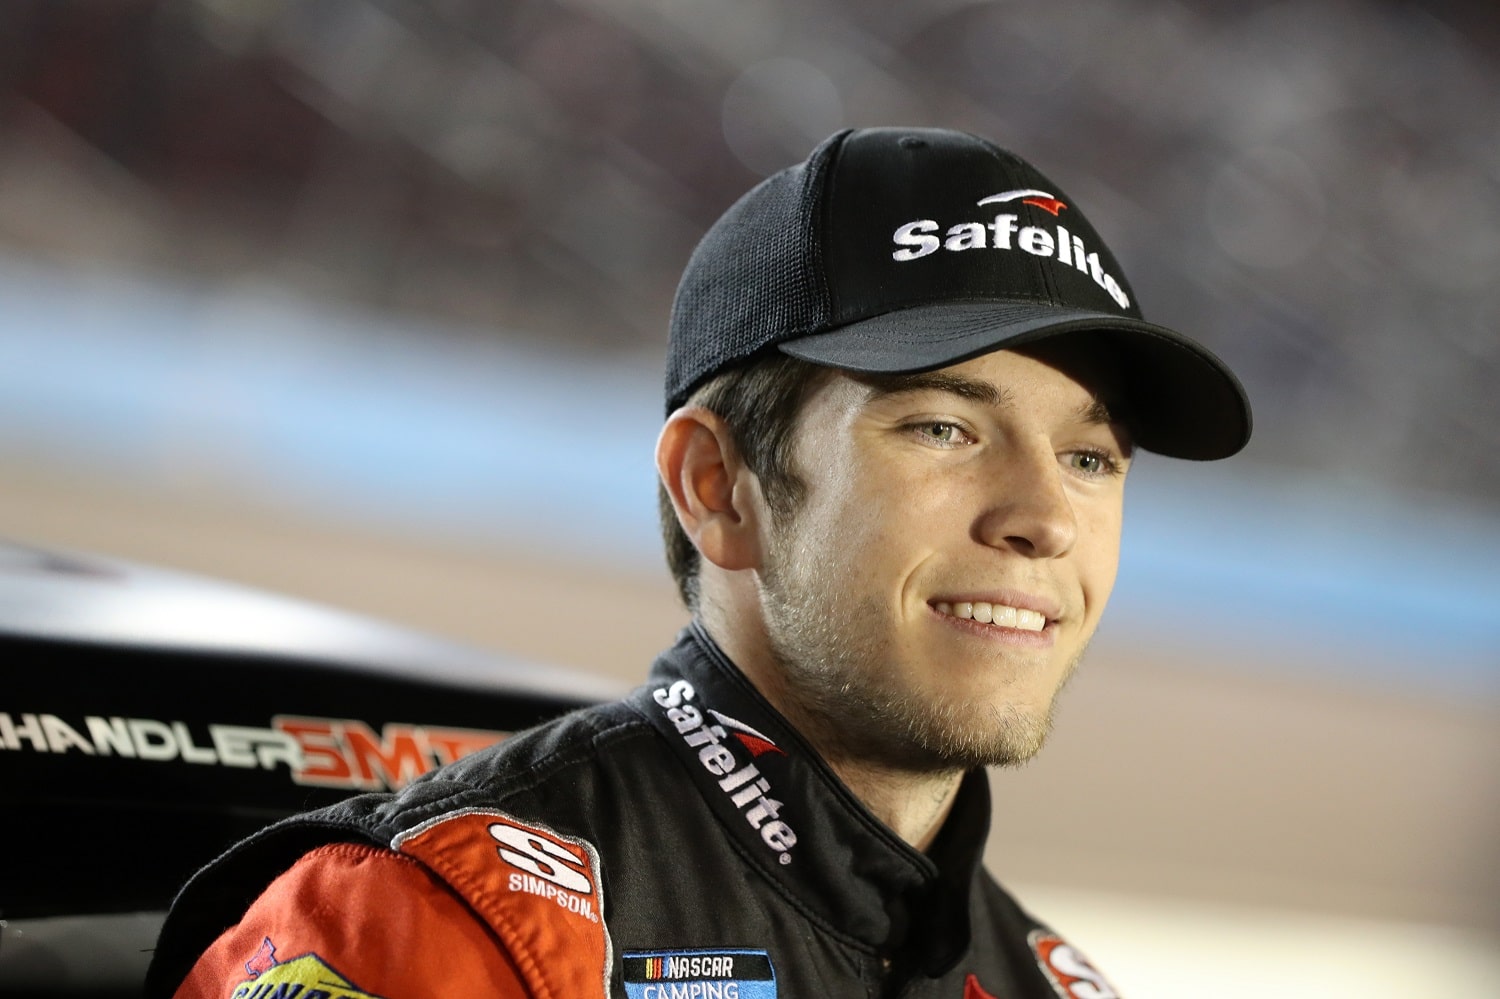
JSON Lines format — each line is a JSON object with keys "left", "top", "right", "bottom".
{"left": 659, "top": 352, "right": 829, "bottom": 608}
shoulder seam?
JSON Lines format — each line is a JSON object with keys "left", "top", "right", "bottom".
{"left": 472, "top": 714, "right": 648, "bottom": 797}
{"left": 370, "top": 715, "right": 653, "bottom": 837}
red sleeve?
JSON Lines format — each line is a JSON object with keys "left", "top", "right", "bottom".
{"left": 170, "top": 841, "right": 533, "bottom": 998}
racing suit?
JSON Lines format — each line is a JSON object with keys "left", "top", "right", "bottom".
{"left": 146, "top": 624, "right": 1119, "bottom": 999}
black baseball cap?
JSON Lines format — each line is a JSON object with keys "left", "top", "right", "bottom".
{"left": 667, "top": 127, "right": 1251, "bottom": 460}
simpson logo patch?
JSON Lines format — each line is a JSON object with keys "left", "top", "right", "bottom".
{"left": 394, "top": 809, "right": 613, "bottom": 998}
{"left": 229, "top": 937, "right": 387, "bottom": 999}
{"left": 623, "top": 949, "right": 777, "bottom": 999}
{"left": 1029, "top": 929, "right": 1120, "bottom": 999}
{"left": 488, "top": 815, "right": 602, "bottom": 922}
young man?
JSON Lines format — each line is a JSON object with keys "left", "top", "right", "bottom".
{"left": 147, "top": 127, "right": 1250, "bottom": 999}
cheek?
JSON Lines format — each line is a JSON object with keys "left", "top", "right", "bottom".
{"left": 798, "top": 467, "right": 934, "bottom": 580}
{"left": 847, "top": 464, "right": 948, "bottom": 545}
{"left": 1078, "top": 507, "right": 1123, "bottom": 609}
{"left": 797, "top": 451, "right": 878, "bottom": 530}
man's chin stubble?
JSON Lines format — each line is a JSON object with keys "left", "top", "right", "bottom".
{"left": 757, "top": 529, "right": 1088, "bottom": 773}
{"left": 764, "top": 634, "right": 1078, "bottom": 773}
{"left": 806, "top": 684, "right": 1058, "bottom": 772}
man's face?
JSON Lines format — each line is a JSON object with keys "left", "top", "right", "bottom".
{"left": 756, "top": 338, "right": 1131, "bottom": 772}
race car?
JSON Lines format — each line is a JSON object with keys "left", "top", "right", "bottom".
{"left": 0, "top": 540, "right": 613, "bottom": 996}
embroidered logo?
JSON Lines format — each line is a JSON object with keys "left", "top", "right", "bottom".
{"left": 394, "top": 809, "right": 612, "bottom": 998}
{"left": 976, "top": 189, "right": 1068, "bottom": 216}
{"left": 708, "top": 711, "right": 785, "bottom": 758}
{"left": 1029, "top": 929, "right": 1120, "bottom": 999}
{"left": 623, "top": 949, "right": 777, "bottom": 999}
{"left": 489, "top": 815, "right": 602, "bottom": 922}
{"left": 652, "top": 680, "right": 798, "bottom": 865}
{"left": 229, "top": 938, "right": 388, "bottom": 999}
{"left": 963, "top": 973, "right": 999, "bottom": 999}
{"left": 244, "top": 937, "right": 277, "bottom": 977}
{"left": 889, "top": 193, "right": 1130, "bottom": 310}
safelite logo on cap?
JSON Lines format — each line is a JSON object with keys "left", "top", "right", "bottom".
{"left": 890, "top": 190, "right": 1131, "bottom": 310}
{"left": 980, "top": 189, "right": 1068, "bottom": 216}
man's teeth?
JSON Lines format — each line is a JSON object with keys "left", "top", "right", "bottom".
{"left": 934, "top": 601, "right": 1046, "bottom": 632}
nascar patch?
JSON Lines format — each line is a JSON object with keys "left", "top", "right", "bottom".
{"left": 623, "top": 949, "right": 777, "bottom": 999}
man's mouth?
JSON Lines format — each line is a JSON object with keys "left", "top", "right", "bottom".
{"left": 933, "top": 601, "right": 1047, "bottom": 632}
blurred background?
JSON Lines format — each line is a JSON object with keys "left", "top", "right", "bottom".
{"left": 1, "top": 0, "right": 1496, "bottom": 994}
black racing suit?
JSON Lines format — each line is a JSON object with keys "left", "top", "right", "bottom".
{"left": 147, "top": 624, "right": 1118, "bottom": 999}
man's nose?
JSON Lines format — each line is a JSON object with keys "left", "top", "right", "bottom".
{"left": 972, "top": 446, "right": 1078, "bottom": 559}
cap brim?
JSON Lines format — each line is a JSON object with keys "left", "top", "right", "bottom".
{"left": 777, "top": 301, "right": 1252, "bottom": 460}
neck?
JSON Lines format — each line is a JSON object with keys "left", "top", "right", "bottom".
{"left": 823, "top": 754, "right": 964, "bottom": 853}
{"left": 760, "top": 662, "right": 966, "bottom": 850}
{"left": 694, "top": 597, "right": 965, "bottom": 852}
{"left": 697, "top": 609, "right": 962, "bottom": 851}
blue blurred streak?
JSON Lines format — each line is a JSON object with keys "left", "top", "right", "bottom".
{"left": 2, "top": 257, "right": 1494, "bottom": 697}
{"left": 0, "top": 258, "right": 664, "bottom": 561}
{"left": 1114, "top": 461, "right": 1498, "bottom": 696}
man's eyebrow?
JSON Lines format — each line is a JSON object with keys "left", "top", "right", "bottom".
{"left": 1078, "top": 396, "right": 1137, "bottom": 456}
{"left": 862, "top": 369, "right": 1131, "bottom": 434}
{"left": 864, "top": 368, "right": 1133, "bottom": 441}
{"left": 860, "top": 370, "right": 1011, "bottom": 408}
{"left": 1076, "top": 397, "right": 1117, "bottom": 425}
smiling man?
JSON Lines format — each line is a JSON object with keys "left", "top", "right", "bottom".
{"left": 148, "top": 128, "right": 1250, "bottom": 999}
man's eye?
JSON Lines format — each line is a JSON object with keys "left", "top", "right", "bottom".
{"left": 1068, "top": 450, "right": 1118, "bottom": 476}
{"left": 918, "top": 422, "right": 968, "bottom": 444}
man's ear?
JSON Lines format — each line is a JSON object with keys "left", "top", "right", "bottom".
{"left": 656, "top": 407, "right": 765, "bottom": 572}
